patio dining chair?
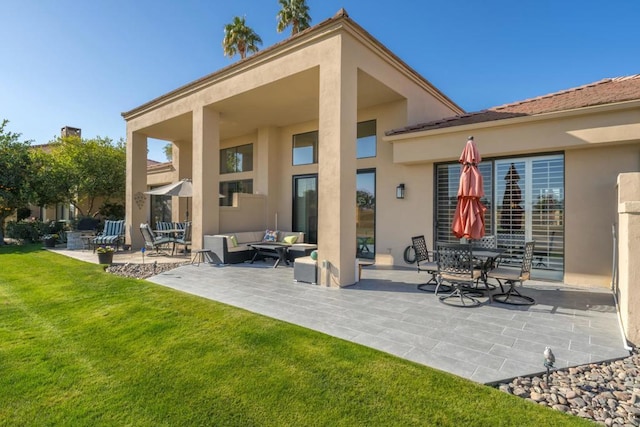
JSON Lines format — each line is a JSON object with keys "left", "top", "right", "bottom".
{"left": 412, "top": 235, "right": 450, "bottom": 293}
{"left": 172, "top": 221, "right": 191, "bottom": 256}
{"left": 436, "top": 242, "right": 483, "bottom": 307}
{"left": 486, "top": 241, "right": 536, "bottom": 305}
{"left": 140, "top": 223, "right": 174, "bottom": 255}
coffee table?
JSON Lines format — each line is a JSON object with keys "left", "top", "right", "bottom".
{"left": 248, "top": 243, "right": 291, "bottom": 268}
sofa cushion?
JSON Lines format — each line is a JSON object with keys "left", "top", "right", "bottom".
{"left": 262, "top": 229, "right": 278, "bottom": 242}
{"left": 235, "top": 232, "right": 258, "bottom": 244}
{"left": 283, "top": 235, "right": 298, "bottom": 244}
{"left": 279, "top": 231, "right": 305, "bottom": 243}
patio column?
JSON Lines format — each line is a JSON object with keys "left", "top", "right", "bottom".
{"left": 173, "top": 140, "right": 193, "bottom": 222}
{"left": 317, "top": 54, "right": 357, "bottom": 287}
{"left": 256, "top": 126, "right": 280, "bottom": 229}
{"left": 617, "top": 172, "right": 640, "bottom": 345}
{"left": 192, "top": 106, "right": 220, "bottom": 250}
{"left": 126, "top": 130, "right": 148, "bottom": 250}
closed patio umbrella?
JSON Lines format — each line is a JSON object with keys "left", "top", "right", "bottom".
{"left": 452, "top": 136, "right": 486, "bottom": 240}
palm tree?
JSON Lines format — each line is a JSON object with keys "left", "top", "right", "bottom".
{"left": 276, "top": 0, "right": 311, "bottom": 36}
{"left": 223, "top": 16, "right": 263, "bottom": 60}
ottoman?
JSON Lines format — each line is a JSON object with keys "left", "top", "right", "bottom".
{"left": 294, "top": 256, "right": 317, "bottom": 285}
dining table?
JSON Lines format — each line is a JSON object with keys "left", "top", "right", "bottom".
{"left": 472, "top": 247, "right": 506, "bottom": 290}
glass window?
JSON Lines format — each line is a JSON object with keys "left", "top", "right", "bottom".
{"left": 435, "top": 154, "right": 564, "bottom": 280}
{"left": 357, "top": 120, "right": 376, "bottom": 158}
{"left": 293, "top": 131, "right": 318, "bottom": 165}
{"left": 357, "top": 169, "right": 375, "bottom": 259}
{"left": 219, "top": 179, "right": 253, "bottom": 206}
{"left": 220, "top": 144, "right": 253, "bottom": 174}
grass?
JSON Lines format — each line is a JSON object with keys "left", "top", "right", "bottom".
{"left": 0, "top": 244, "right": 589, "bottom": 426}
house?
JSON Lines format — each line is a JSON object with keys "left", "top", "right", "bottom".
{"left": 123, "top": 9, "right": 640, "bottom": 295}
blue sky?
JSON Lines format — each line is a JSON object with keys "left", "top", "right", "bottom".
{"left": 2, "top": 0, "right": 638, "bottom": 161}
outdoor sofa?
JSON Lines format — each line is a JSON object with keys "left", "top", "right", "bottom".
{"left": 204, "top": 230, "right": 315, "bottom": 264}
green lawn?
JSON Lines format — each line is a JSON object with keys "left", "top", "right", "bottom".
{"left": 0, "top": 244, "right": 588, "bottom": 426}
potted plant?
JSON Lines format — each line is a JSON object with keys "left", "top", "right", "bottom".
{"left": 42, "top": 234, "right": 59, "bottom": 248}
{"left": 96, "top": 245, "right": 115, "bottom": 264}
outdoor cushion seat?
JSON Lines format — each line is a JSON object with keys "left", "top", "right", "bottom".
{"left": 92, "top": 219, "right": 125, "bottom": 251}
{"left": 204, "top": 230, "right": 305, "bottom": 264}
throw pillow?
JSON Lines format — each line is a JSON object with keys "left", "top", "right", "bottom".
{"left": 229, "top": 235, "right": 238, "bottom": 247}
{"left": 283, "top": 235, "right": 298, "bottom": 244}
{"left": 263, "top": 229, "right": 278, "bottom": 242}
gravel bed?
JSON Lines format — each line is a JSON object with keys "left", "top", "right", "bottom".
{"left": 496, "top": 351, "right": 639, "bottom": 426}
{"left": 106, "top": 262, "right": 187, "bottom": 279}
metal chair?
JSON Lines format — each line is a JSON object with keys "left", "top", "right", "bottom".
{"left": 172, "top": 221, "right": 191, "bottom": 256}
{"left": 436, "top": 242, "right": 483, "bottom": 307}
{"left": 487, "top": 241, "right": 536, "bottom": 305}
{"left": 139, "top": 223, "right": 173, "bottom": 255}
{"left": 412, "top": 235, "right": 450, "bottom": 293}
{"left": 471, "top": 235, "right": 497, "bottom": 249}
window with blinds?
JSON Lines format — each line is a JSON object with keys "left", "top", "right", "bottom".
{"left": 435, "top": 154, "right": 564, "bottom": 278}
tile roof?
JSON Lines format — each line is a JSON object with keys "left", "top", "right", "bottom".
{"left": 386, "top": 74, "right": 640, "bottom": 136}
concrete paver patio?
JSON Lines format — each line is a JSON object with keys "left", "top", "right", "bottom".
{"left": 53, "top": 248, "right": 631, "bottom": 384}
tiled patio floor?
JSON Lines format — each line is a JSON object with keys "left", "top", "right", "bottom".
{"left": 53, "top": 248, "right": 631, "bottom": 384}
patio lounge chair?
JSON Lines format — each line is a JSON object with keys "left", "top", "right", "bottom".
{"left": 412, "top": 235, "right": 450, "bottom": 293}
{"left": 486, "top": 241, "right": 536, "bottom": 305}
{"left": 92, "top": 219, "right": 125, "bottom": 251}
{"left": 436, "top": 242, "right": 483, "bottom": 307}
{"left": 140, "top": 223, "right": 174, "bottom": 255}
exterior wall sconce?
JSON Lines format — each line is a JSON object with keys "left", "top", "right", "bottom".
{"left": 396, "top": 183, "right": 405, "bottom": 199}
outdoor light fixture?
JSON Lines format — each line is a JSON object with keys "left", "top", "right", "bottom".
{"left": 396, "top": 183, "right": 405, "bottom": 199}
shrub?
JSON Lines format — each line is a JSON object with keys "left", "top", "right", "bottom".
{"left": 5, "top": 219, "right": 48, "bottom": 242}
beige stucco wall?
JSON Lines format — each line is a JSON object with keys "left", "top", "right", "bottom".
{"left": 386, "top": 103, "right": 640, "bottom": 287}
{"left": 127, "top": 16, "right": 460, "bottom": 286}
{"left": 617, "top": 173, "right": 640, "bottom": 345}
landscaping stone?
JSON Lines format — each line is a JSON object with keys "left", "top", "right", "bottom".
{"left": 496, "top": 351, "right": 640, "bottom": 426}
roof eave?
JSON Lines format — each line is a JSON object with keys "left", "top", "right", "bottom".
{"left": 122, "top": 11, "right": 463, "bottom": 121}
{"left": 384, "top": 99, "right": 640, "bottom": 142}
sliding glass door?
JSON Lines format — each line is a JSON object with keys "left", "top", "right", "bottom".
{"left": 293, "top": 175, "right": 318, "bottom": 244}
{"left": 357, "top": 169, "right": 375, "bottom": 259}
{"left": 435, "top": 154, "right": 564, "bottom": 279}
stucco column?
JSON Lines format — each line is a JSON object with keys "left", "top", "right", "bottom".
{"left": 173, "top": 140, "right": 193, "bottom": 222}
{"left": 317, "top": 56, "right": 357, "bottom": 287}
{"left": 256, "top": 127, "right": 280, "bottom": 229}
{"left": 617, "top": 172, "right": 640, "bottom": 346}
{"left": 126, "top": 130, "right": 148, "bottom": 249}
{"left": 192, "top": 106, "right": 220, "bottom": 250}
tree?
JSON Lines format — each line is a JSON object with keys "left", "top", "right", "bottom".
{"left": 223, "top": 16, "right": 263, "bottom": 60}
{"left": 0, "top": 120, "right": 32, "bottom": 244}
{"left": 276, "top": 0, "right": 311, "bottom": 36}
{"left": 31, "top": 135, "right": 126, "bottom": 218}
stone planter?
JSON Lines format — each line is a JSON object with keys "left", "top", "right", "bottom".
{"left": 97, "top": 252, "right": 114, "bottom": 265}
{"left": 43, "top": 238, "right": 57, "bottom": 248}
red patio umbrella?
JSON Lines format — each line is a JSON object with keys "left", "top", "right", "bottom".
{"left": 452, "top": 136, "right": 486, "bottom": 240}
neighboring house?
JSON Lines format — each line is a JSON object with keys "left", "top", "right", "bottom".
{"left": 126, "top": 9, "right": 640, "bottom": 292}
